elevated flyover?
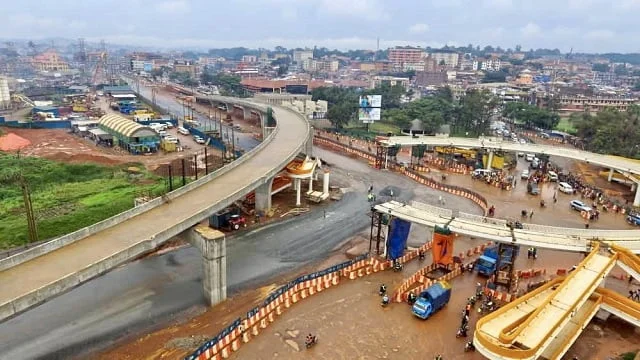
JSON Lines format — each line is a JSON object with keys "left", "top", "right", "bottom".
{"left": 379, "top": 135, "right": 640, "bottom": 206}
{"left": 374, "top": 200, "right": 640, "bottom": 254}
{"left": 0, "top": 102, "right": 311, "bottom": 323}
{"left": 474, "top": 243, "right": 640, "bottom": 360}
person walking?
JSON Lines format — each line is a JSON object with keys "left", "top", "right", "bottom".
{"left": 529, "top": 210, "right": 534, "bottom": 219}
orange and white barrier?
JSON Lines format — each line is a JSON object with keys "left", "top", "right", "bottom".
{"left": 484, "top": 287, "right": 516, "bottom": 303}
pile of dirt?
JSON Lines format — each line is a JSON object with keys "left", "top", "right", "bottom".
{"left": 44, "top": 152, "right": 123, "bottom": 165}
{"left": 0, "top": 133, "right": 32, "bottom": 151}
{"left": 164, "top": 335, "right": 210, "bottom": 350}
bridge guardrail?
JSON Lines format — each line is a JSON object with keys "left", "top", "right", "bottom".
{"left": 0, "top": 101, "right": 290, "bottom": 273}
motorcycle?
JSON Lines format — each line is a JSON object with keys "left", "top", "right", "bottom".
{"left": 381, "top": 295, "right": 390, "bottom": 307}
{"left": 305, "top": 336, "right": 318, "bottom": 349}
{"left": 466, "top": 263, "right": 475, "bottom": 273}
{"left": 418, "top": 251, "right": 426, "bottom": 261}
{"left": 464, "top": 341, "right": 476, "bottom": 352}
{"left": 393, "top": 262, "right": 403, "bottom": 272}
{"left": 379, "top": 285, "right": 387, "bottom": 296}
{"left": 467, "top": 296, "right": 476, "bottom": 306}
{"left": 456, "top": 325, "right": 468, "bottom": 338}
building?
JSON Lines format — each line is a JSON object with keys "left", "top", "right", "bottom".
{"left": 371, "top": 76, "right": 411, "bottom": 89}
{"left": 0, "top": 77, "right": 10, "bottom": 110}
{"left": 242, "top": 55, "right": 257, "bottom": 63}
{"left": 415, "top": 71, "right": 447, "bottom": 87}
{"left": 304, "top": 59, "right": 339, "bottom": 73}
{"left": 515, "top": 70, "right": 533, "bottom": 84}
{"left": 549, "top": 96, "right": 639, "bottom": 114}
{"left": 474, "top": 57, "right": 502, "bottom": 72}
{"left": 592, "top": 72, "right": 616, "bottom": 85}
{"left": 293, "top": 50, "right": 314, "bottom": 64}
{"left": 388, "top": 46, "right": 424, "bottom": 68}
{"left": 131, "top": 60, "right": 145, "bottom": 72}
{"left": 30, "top": 50, "right": 69, "bottom": 72}
{"left": 98, "top": 114, "right": 160, "bottom": 154}
{"left": 429, "top": 52, "right": 459, "bottom": 69}
{"left": 174, "top": 60, "right": 198, "bottom": 77}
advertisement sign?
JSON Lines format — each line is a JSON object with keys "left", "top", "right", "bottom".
{"left": 359, "top": 95, "right": 382, "bottom": 108}
{"left": 358, "top": 107, "right": 381, "bottom": 122}
{"left": 387, "top": 218, "right": 412, "bottom": 260}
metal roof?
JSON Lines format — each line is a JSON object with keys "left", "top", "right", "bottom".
{"left": 98, "top": 114, "right": 155, "bottom": 138}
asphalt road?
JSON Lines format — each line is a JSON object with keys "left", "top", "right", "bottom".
{"left": 0, "top": 147, "right": 480, "bottom": 360}
{"left": 128, "top": 79, "right": 259, "bottom": 151}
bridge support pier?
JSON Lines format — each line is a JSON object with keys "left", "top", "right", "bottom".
{"left": 608, "top": 168, "right": 614, "bottom": 182}
{"left": 187, "top": 226, "right": 227, "bottom": 306}
{"left": 634, "top": 184, "right": 640, "bottom": 207}
{"left": 485, "top": 150, "right": 494, "bottom": 170}
{"left": 295, "top": 178, "right": 302, "bottom": 206}
{"left": 242, "top": 106, "right": 250, "bottom": 121}
{"left": 255, "top": 177, "right": 275, "bottom": 215}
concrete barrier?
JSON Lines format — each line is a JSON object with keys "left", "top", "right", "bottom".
{"left": 0, "top": 103, "right": 305, "bottom": 273}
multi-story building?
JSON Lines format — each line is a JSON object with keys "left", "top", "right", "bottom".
{"left": 388, "top": 46, "right": 425, "bottom": 68}
{"left": 242, "top": 55, "right": 257, "bottom": 63}
{"left": 592, "top": 72, "right": 616, "bottom": 85}
{"left": 415, "top": 71, "right": 447, "bottom": 87}
{"left": 293, "top": 50, "right": 314, "bottom": 64}
{"left": 31, "top": 50, "right": 69, "bottom": 72}
{"left": 174, "top": 60, "right": 198, "bottom": 77}
{"left": 371, "top": 76, "right": 411, "bottom": 89}
{"left": 315, "top": 60, "right": 339, "bottom": 73}
{"left": 403, "top": 62, "right": 425, "bottom": 72}
{"left": 474, "top": 57, "right": 502, "bottom": 72}
{"left": 130, "top": 60, "right": 145, "bottom": 72}
{"left": 429, "top": 51, "right": 459, "bottom": 69}
{"left": 538, "top": 96, "right": 639, "bottom": 113}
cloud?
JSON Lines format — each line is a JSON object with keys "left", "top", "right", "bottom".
{"left": 482, "top": 0, "right": 512, "bottom": 8}
{"left": 281, "top": 7, "right": 297, "bottom": 20}
{"left": 409, "top": 23, "right": 429, "bottom": 34}
{"left": 585, "top": 29, "right": 615, "bottom": 40}
{"left": 520, "top": 22, "right": 542, "bottom": 37}
{"left": 317, "top": 0, "right": 389, "bottom": 21}
{"left": 156, "top": 0, "right": 191, "bottom": 14}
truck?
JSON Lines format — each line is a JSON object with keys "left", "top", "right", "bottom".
{"left": 411, "top": 281, "right": 452, "bottom": 319}
{"left": 475, "top": 246, "right": 518, "bottom": 276}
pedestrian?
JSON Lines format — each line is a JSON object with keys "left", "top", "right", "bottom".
{"left": 629, "top": 275, "right": 634, "bottom": 284}
{"left": 532, "top": 248, "right": 537, "bottom": 259}
{"left": 629, "top": 290, "right": 635, "bottom": 300}
{"left": 529, "top": 210, "right": 534, "bottom": 219}
{"left": 635, "top": 290, "right": 640, "bottom": 302}
{"left": 369, "top": 185, "right": 374, "bottom": 193}
{"left": 323, "top": 210, "right": 326, "bottom": 219}
{"left": 438, "top": 195, "right": 443, "bottom": 205}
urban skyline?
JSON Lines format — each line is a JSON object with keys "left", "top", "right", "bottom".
{"left": 3, "top": 0, "right": 640, "bottom": 52}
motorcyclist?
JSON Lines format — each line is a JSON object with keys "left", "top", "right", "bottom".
{"left": 382, "top": 294, "right": 390, "bottom": 305}
{"left": 540, "top": 199, "right": 545, "bottom": 207}
{"left": 418, "top": 249, "right": 425, "bottom": 260}
{"left": 379, "top": 284, "right": 387, "bottom": 295}
{"left": 305, "top": 333, "right": 315, "bottom": 346}
{"left": 434, "top": 355, "right": 443, "bottom": 360}
{"left": 408, "top": 291, "right": 417, "bottom": 304}
{"left": 465, "top": 341, "right": 476, "bottom": 351}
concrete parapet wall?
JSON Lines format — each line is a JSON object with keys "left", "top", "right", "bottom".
{"left": 0, "top": 102, "right": 297, "bottom": 273}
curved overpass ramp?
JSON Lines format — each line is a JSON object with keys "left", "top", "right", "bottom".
{"left": 474, "top": 244, "right": 640, "bottom": 360}
{"left": 0, "top": 103, "right": 310, "bottom": 322}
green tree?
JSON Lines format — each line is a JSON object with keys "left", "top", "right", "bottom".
{"left": 326, "top": 102, "right": 355, "bottom": 129}
{"left": 482, "top": 70, "right": 507, "bottom": 83}
{"left": 453, "top": 90, "right": 498, "bottom": 136}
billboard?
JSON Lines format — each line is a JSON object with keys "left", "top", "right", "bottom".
{"left": 387, "top": 218, "right": 412, "bottom": 260}
{"left": 359, "top": 95, "right": 382, "bottom": 108}
{"left": 358, "top": 107, "right": 381, "bottom": 122}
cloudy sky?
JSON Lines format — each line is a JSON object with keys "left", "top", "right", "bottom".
{"left": 3, "top": 0, "right": 640, "bottom": 52}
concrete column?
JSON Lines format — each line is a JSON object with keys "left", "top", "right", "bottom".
{"left": 255, "top": 177, "right": 274, "bottom": 215}
{"left": 323, "top": 170, "right": 330, "bottom": 194}
{"left": 295, "top": 178, "right": 302, "bottom": 206}
{"left": 635, "top": 184, "right": 640, "bottom": 207}
{"left": 632, "top": 183, "right": 637, "bottom": 192}
{"left": 486, "top": 150, "right": 494, "bottom": 170}
{"left": 608, "top": 168, "right": 614, "bottom": 182}
{"left": 308, "top": 177, "right": 313, "bottom": 193}
{"left": 305, "top": 135, "right": 313, "bottom": 156}
{"left": 187, "top": 226, "right": 226, "bottom": 306}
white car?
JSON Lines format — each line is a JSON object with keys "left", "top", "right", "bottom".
{"left": 519, "top": 139, "right": 527, "bottom": 144}
{"left": 558, "top": 182, "right": 574, "bottom": 194}
{"left": 164, "top": 122, "right": 174, "bottom": 129}
{"left": 521, "top": 169, "right": 530, "bottom": 179}
{"left": 194, "top": 136, "right": 206, "bottom": 144}
{"left": 525, "top": 153, "right": 535, "bottom": 162}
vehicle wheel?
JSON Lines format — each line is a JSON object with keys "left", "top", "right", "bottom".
{"left": 233, "top": 224, "right": 240, "bottom": 230}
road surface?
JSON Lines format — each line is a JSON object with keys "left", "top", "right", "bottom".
{"left": 0, "top": 147, "right": 481, "bottom": 359}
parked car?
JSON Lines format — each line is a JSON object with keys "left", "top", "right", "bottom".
{"left": 570, "top": 200, "right": 592, "bottom": 212}
{"left": 157, "top": 130, "right": 167, "bottom": 137}
{"left": 177, "top": 126, "right": 190, "bottom": 135}
{"left": 194, "top": 136, "right": 206, "bottom": 144}
{"left": 525, "top": 153, "right": 535, "bottom": 162}
{"left": 164, "top": 122, "right": 174, "bottom": 129}
{"left": 517, "top": 152, "right": 525, "bottom": 157}
{"left": 527, "top": 182, "right": 540, "bottom": 195}
{"left": 521, "top": 169, "right": 530, "bottom": 179}
{"left": 558, "top": 182, "right": 574, "bottom": 194}
{"left": 519, "top": 139, "right": 527, "bottom": 144}
{"left": 627, "top": 213, "right": 640, "bottom": 226}
{"left": 548, "top": 171, "right": 558, "bottom": 182}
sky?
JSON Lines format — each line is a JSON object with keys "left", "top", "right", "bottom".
{"left": 2, "top": 0, "right": 640, "bottom": 52}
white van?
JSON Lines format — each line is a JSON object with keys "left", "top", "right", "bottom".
{"left": 548, "top": 171, "right": 558, "bottom": 182}
{"left": 177, "top": 127, "right": 190, "bottom": 135}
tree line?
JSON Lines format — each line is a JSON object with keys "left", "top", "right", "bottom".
{"left": 573, "top": 106, "right": 640, "bottom": 159}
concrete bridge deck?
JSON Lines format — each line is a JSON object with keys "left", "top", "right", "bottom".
{"left": 0, "top": 105, "right": 310, "bottom": 322}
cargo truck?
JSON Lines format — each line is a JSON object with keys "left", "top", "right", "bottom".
{"left": 474, "top": 246, "right": 517, "bottom": 276}
{"left": 411, "top": 281, "right": 452, "bottom": 319}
